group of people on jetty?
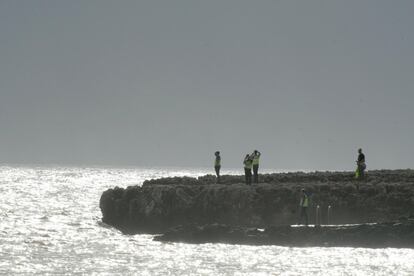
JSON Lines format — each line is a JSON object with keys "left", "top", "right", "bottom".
{"left": 214, "top": 148, "right": 367, "bottom": 226}
{"left": 214, "top": 148, "right": 366, "bottom": 185}
{"left": 214, "top": 150, "right": 262, "bottom": 185}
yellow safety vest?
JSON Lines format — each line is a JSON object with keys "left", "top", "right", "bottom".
{"left": 215, "top": 157, "right": 221, "bottom": 167}
{"left": 244, "top": 159, "right": 253, "bottom": 169}
{"left": 252, "top": 156, "right": 260, "bottom": 166}
{"left": 300, "top": 195, "right": 309, "bottom": 207}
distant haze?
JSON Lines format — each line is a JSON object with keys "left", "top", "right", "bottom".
{"left": 1, "top": 1, "right": 413, "bottom": 170}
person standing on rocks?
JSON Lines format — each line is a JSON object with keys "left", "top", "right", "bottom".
{"left": 252, "top": 150, "right": 261, "bottom": 184}
{"left": 299, "top": 189, "right": 309, "bottom": 226}
{"left": 355, "top": 148, "right": 366, "bottom": 180}
{"left": 243, "top": 154, "right": 253, "bottom": 185}
{"left": 214, "top": 151, "right": 221, "bottom": 183}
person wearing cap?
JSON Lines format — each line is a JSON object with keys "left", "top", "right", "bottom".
{"left": 214, "top": 151, "right": 221, "bottom": 183}
{"left": 355, "top": 148, "right": 366, "bottom": 180}
{"left": 252, "top": 150, "right": 261, "bottom": 184}
{"left": 299, "top": 189, "right": 309, "bottom": 226}
{"left": 243, "top": 154, "right": 253, "bottom": 185}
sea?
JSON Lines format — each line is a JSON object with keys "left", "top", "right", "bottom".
{"left": 0, "top": 165, "right": 413, "bottom": 275}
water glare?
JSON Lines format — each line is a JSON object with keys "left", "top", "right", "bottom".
{"left": 0, "top": 166, "right": 413, "bottom": 275}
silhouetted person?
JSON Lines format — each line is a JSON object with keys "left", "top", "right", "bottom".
{"left": 214, "top": 151, "right": 221, "bottom": 183}
{"left": 243, "top": 154, "right": 253, "bottom": 185}
{"left": 252, "top": 150, "right": 261, "bottom": 184}
{"left": 299, "top": 189, "right": 309, "bottom": 226}
{"left": 355, "top": 148, "right": 366, "bottom": 180}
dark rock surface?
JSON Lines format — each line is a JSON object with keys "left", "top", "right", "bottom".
{"left": 99, "top": 170, "right": 414, "bottom": 234}
{"left": 154, "top": 218, "right": 414, "bottom": 248}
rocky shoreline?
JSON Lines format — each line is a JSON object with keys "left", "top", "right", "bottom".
{"left": 99, "top": 170, "right": 414, "bottom": 247}
{"left": 154, "top": 218, "right": 414, "bottom": 248}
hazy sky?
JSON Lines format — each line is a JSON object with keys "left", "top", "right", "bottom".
{"left": 1, "top": 1, "right": 413, "bottom": 170}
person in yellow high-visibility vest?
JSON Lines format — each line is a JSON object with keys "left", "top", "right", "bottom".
{"left": 243, "top": 154, "right": 253, "bottom": 185}
{"left": 214, "top": 151, "right": 221, "bottom": 183}
{"left": 252, "top": 150, "right": 261, "bottom": 184}
{"left": 355, "top": 148, "right": 366, "bottom": 180}
{"left": 299, "top": 189, "right": 309, "bottom": 226}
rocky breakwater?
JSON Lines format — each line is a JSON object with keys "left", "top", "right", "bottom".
{"left": 99, "top": 170, "right": 414, "bottom": 234}
{"left": 154, "top": 217, "right": 414, "bottom": 248}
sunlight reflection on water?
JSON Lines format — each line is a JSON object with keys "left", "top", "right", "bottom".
{"left": 0, "top": 165, "right": 413, "bottom": 275}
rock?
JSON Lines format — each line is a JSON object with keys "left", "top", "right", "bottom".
{"left": 100, "top": 170, "right": 414, "bottom": 234}
{"left": 154, "top": 219, "right": 414, "bottom": 248}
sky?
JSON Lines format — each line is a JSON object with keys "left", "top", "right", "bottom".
{"left": 0, "top": 0, "right": 413, "bottom": 171}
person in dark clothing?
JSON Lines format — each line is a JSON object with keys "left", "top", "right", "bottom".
{"left": 299, "top": 189, "right": 309, "bottom": 226}
{"left": 355, "top": 148, "right": 366, "bottom": 179}
{"left": 214, "top": 151, "right": 221, "bottom": 183}
{"left": 243, "top": 154, "right": 253, "bottom": 185}
{"left": 252, "top": 150, "right": 261, "bottom": 184}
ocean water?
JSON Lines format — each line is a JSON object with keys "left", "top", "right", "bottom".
{"left": 0, "top": 165, "right": 413, "bottom": 275}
